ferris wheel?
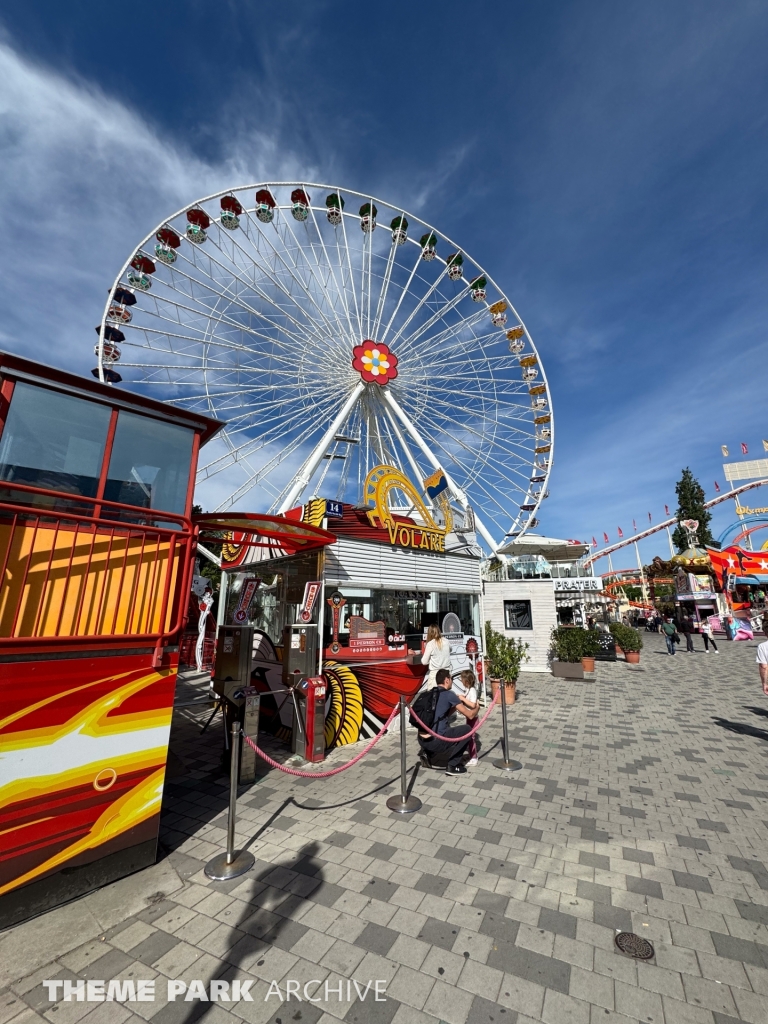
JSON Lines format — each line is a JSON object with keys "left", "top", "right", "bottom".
{"left": 95, "top": 182, "right": 553, "bottom": 552}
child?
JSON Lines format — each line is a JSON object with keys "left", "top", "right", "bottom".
{"left": 453, "top": 669, "right": 479, "bottom": 766}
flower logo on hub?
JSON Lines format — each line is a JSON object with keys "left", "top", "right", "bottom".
{"left": 352, "top": 341, "right": 398, "bottom": 385}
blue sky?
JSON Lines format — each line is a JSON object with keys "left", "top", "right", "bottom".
{"left": 1, "top": 1, "right": 767, "bottom": 568}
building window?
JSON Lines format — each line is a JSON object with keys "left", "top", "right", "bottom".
{"left": 504, "top": 600, "right": 532, "bottom": 630}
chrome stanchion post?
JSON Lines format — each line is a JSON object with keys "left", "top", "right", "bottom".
{"left": 205, "top": 721, "right": 256, "bottom": 879}
{"left": 493, "top": 682, "right": 523, "bottom": 772}
{"left": 386, "top": 697, "right": 422, "bottom": 814}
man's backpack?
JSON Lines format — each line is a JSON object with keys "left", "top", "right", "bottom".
{"left": 409, "top": 688, "right": 441, "bottom": 730}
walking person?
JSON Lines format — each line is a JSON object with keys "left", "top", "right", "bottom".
{"left": 661, "top": 616, "right": 677, "bottom": 655}
{"left": 699, "top": 617, "right": 718, "bottom": 654}
{"left": 681, "top": 614, "right": 695, "bottom": 653}
{"left": 420, "top": 624, "right": 452, "bottom": 689}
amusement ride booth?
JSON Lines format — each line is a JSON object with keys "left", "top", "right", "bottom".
{"left": 0, "top": 352, "right": 221, "bottom": 927}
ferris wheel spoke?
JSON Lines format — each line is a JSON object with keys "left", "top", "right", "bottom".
{"left": 135, "top": 270, "right": 316, "bottom": 358}
{"left": 231, "top": 212, "right": 345, "bottom": 347}
{"left": 416, "top": 405, "right": 536, "bottom": 469}
{"left": 142, "top": 245, "right": 316, "bottom": 350}
{"left": 214, "top": 411, "right": 337, "bottom": 511}
{"left": 407, "top": 417, "right": 526, "bottom": 522}
{"left": 381, "top": 406, "right": 426, "bottom": 488}
{"left": 306, "top": 200, "right": 358, "bottom": 347}
{"left": 172, "top": 232, "right": 333, "bottom": 348}
{"left": 276, "top": 209, "right": 356, "bottom": 351}
{"left": 384, "top": 261, "right": 466, "bottom": 352}
{"left": 392, "top": 288, "right": 481, "bottom": 362}
{"left": 376, "top": 240, "right": 426, "bottom": 345}
{"left": 394, "top": 305, "right": 490, "bottom": 366}
{"left": 370, "top": 220, "right": 401, "bottom": 341}
{"left": 338, "top": 212, "right": 364, "bottom": 340}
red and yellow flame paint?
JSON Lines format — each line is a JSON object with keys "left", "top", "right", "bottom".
{"left": 0, "top": 654, "right": 177, "bottom": 896}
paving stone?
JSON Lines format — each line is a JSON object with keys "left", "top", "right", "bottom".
{"left": 672, "top": 871, "right": 713, "bottom": 894}
{"left": 626, "top": 876, "right": 664, "bottom": 900}
{"left": 579, "top": 852, "right": 611, "bottom": 871}
{"left": 355, "top": 923, "right": 399, "bottom": 957}
{"left": 576, "top": 880, "right": 612, "bottom": 906}
{"left": 622, "top": 848, "right": 656, "bottom": 865}
{"left": 538, "top": 908, "right": 578, "bottom": 939}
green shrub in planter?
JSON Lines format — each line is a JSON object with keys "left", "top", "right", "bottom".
{"left": 485, "top": 621, "right": 529, "bottom": 681}
{"left": 550, "top": 626, "right": 588, "bottom": 663}
{"left": 608, "top": 622, "right": 643, "bottom": 652}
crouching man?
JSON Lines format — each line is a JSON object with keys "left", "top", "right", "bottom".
{"left": 418, "top": 668, "right": 478, "bottom": 775}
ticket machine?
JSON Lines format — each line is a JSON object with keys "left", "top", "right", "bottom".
{"left": 291, "top": 676, "right": 326, "bottom": 763}
{"left": 211, "top": 625, "right": 260, "bottom": 783}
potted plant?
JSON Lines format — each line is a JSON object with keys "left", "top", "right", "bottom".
{"left": 580, "top": 629, "right": 601, "bottom": 673}
{"left": 610, "top": 623, "right": 643, "bottom": 663}
{"left": 484, "top": 621, "right": 529, "bottom": 704}
{"left": 550, "top": 626, "right": 587, "bottom": 678}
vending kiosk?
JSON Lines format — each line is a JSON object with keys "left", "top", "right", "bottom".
{"left": 0, "top": 352, "right": 222, "bottom": 927}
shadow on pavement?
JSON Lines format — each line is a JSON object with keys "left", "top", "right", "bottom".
{"left": 712, "top": 717, "right": 768, "bottom": 742}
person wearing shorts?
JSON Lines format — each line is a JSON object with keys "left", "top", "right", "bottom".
{"left": 756, "top": 629, "right": 768, "bottom": 696}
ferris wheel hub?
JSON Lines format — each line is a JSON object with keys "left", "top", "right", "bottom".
{"left": 351, "top": 341, "right": 399, "bottom": 386}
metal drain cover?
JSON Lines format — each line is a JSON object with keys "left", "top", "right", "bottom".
{"left": 615, "top": 931, "right": 655, "bottom": 959}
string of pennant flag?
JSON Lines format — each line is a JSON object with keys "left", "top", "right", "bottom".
{"left": 591, "top": 506, "right": 672, "bottom": 548}
{"left": 720, "top": 440, "right": 768, "bottom": 458}
{"left": 591, "top": 441, "right": 768, "bottom": 549}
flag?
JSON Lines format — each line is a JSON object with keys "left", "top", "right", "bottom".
{"left": 603, "top": 532, "right": 609, "bottom": 544}
{"left": 592, "top": 537, "right": 597, "bottom": 547}
{"left": 741, "top": 442, "right": 748, "bottom": 455}
{"left": 714, "top": 481, "right": 720, "bottom": 492}
{"left": 665, "top": 504, "right": 670, "bottom": 515}
{"left": 721, "top": 445, "right": 729, "bottom": 457}
{"left": 648, "top": 512, "right": 652, "bottom": 523}
{"left": 633, "top": 519, "right": 637, "bottom": 532}
{"left": 617, "top": 527, "right": 624, "bottom": 538}
{"left": 424, "top": 467, "right": 448, "bottom": 499}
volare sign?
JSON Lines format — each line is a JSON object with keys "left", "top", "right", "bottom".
{"left": 385, "top": 520, "right": 445, "bottom": 552}
{"left": 553, "top": 577, "right": 603, "bottom": 592}
{"left": 363, "top": 464, "right": 447, "bottom": 553}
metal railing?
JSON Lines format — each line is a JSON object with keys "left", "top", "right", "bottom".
{"left": 0, "top": 482, "right": 194, "bottom": 653}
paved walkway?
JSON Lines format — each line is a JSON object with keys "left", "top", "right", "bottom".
{"left": 2, "top": 634, "right": 768, "bottom": 1024}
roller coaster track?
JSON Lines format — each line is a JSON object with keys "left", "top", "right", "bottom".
{"left": 585, "top": 478, "right": 768, "bottom": 569}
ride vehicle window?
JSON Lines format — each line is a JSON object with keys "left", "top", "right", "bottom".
{"left": 0, "top": 382, "right": 110, "bottom": 497}
{"left": 104, "top": 411, "right": 193, "bottom": 514}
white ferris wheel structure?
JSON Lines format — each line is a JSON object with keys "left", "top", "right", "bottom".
{"left": 95, "top": 182, "right": 553, "bottom": 553}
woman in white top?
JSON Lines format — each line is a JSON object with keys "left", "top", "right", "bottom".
{"left": 421, "top": 625, "right": 452, "bottom": 689}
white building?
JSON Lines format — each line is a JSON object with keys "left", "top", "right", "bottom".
{"left": 483, "top": 536, "right": 606, "bottom": 673}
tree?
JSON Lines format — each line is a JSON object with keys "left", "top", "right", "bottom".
{"left": 672, "top": 468, "right": 714, "bottom": 551}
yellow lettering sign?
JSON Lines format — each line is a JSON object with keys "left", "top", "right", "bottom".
{"left": 363, "top": 465, "right": 448, "bottom": 552}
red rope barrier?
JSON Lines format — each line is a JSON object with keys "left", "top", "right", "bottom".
{"left": 243, "top": 704, "right": 400, "bottom": 778}
{"left": 408, "top": 689, "right": 500, "bottom": 741}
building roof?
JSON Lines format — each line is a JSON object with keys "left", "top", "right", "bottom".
{"left": 496, "top": 534, "right": 590, "bottom": 561}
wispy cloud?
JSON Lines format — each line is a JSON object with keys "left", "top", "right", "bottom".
{"left": 0, "top": 40, "right": 308, "bottom": 376}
